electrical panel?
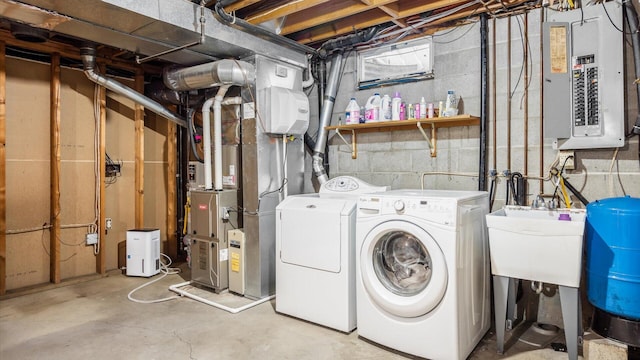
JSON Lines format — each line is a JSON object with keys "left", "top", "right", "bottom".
{"left": 126, "top": 229, "right": 160, "bottom": 277}
{"left": 543, "top": 2, "right": 624, "bottom": 149}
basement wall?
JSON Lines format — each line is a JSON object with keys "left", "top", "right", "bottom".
{"left": 5, "top": 57, "right": 170, "bottom": 290}
{"left": 311, "top": 8, "right": 639, "bottom": 206}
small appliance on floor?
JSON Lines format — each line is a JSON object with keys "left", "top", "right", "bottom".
{"left": 275, "top": 176, "right": 387, "bottom": 332}
{"left": 355, "top": 190, "right": 490, "bottom": 359}
{"left": 126, "top": 229, "right": 161, "bottom": 277}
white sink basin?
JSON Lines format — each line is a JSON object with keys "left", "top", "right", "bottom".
{"left": 486, "top": 206, "right": 586, "bottom": 287}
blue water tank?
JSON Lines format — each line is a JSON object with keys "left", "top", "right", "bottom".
{"left": 586, "top": 196, "right": 640, "bottom": 320}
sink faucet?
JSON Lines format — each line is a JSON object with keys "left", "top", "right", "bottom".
{"left": 532, "top": 195, "right": 547, "bottom": 209}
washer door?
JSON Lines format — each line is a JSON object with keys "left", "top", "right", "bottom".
{"left": 360, "top": 220, "right": 448, "bottom": 318}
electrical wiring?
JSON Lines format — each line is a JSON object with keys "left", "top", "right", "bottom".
{"left": 93, "top": 84, "right": 101, "bottom": 255}
{"left": 433, "top": 21, "right": 480, "bottom": 44}
{"left": 127, "top": 253, "right": 182, "bottom": 304}
{"left": 602, "top": 1, "right": 624, "bottom": 32}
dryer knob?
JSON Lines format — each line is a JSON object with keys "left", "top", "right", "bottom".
{"left": 393, "top": 200, "right": 405, "bottom": 212}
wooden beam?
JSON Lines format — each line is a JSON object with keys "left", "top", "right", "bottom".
{"left": 96, "top": 64, "right": 107, "bottom": 275}
{"left": 213, "top": 0, "right": 261, "bottom": 12}
{"left": 134, "top": 71, "right": 144, "bottom": 229}
{"left": 246, "top": 0, "right": 331, "bottom": 24}
{"left": 0, "top": 42, "right": 6, "bottom": 295}
{"left": 49, "top": 53, "right": 61, "bottom": 284}
{"left": 166, "top": 116, "right": 177, "bottom": 260}
{"left": 281, "top": 0, "right": 397, "bottom": 35}
{"left": 292, "top": 9, "right": 391, "bottom": 45}
{"left": 0, "top": 30, "right": 162, "bottom": 74}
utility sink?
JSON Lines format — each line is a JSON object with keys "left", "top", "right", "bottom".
{"left": 486, "top": 206, "right": 586, "bottom": 287}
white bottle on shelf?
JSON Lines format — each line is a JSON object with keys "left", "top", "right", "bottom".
{"left": 445, "top": 90, "right": 458, "bottom": 116}
{"left": 345, "top": 98, "right": 360, "bottom": 125}
{"left": 365, "top": 93, "right": 381, "bottom": 122}
{"left": 381, "top": 94, "right": 392, "bottom": 121}
{"left": 391, "top": 92, "right": 402, "bottom": 121}
{"left": 419, "top": 97, "right": 427, "bottom": 119}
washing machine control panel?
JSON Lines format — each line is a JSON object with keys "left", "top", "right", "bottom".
{"left": 360, "top": 196, "right": 457, "bottom": 226}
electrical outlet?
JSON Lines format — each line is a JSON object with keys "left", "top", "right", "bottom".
{"left": 558, "top": 150, "right": 575, "bottom": 170}
{"left": 86, "top": 233, "right": 98, "bottom": 245}
{"left": 222, "top": 207, "right": 230, "bottom": 220}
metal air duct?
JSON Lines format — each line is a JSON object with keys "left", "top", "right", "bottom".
{"left": 80, "top": 46, "right": 187, "bottom": 128}
{"left": 1, "top": 0, "right": 308, "bottom": 68}
{"left": 170, "top": 59, "right": 254, "bottom": 190}
{"left": 164, "top": 59, "right": 255, "bottom": 91}
{"left": 312, "top": 52, "right": 344, "bottom": 184}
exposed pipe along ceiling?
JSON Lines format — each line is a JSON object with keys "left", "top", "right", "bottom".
{"left": 1, "top": 0, "right": 640, "bottom": 356}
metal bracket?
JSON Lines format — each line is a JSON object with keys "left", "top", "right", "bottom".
{"left": 335, "top": 128, "right": 357, "bottom": 159}
{"left": 416, "top": 121, "right": 437, "bottom": 157}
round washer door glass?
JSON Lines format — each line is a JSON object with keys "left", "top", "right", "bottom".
{"left": 360, "top": 220, "right": 447, "bottom": 318}
{"left": 374, "top": 231, "right": 432, "bottom": 296}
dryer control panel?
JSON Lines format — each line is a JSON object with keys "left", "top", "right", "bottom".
{"left": 320, "top": 176, "right": 388, "bottom": 198}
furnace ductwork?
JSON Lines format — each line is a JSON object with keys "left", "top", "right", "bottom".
{"left": 163, "top": 59, "right": 255, "bottom": 91}
{"left": 170, "top": 59, "right": 254, "bottom": 190}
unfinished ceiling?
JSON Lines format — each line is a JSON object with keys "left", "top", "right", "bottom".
{"left": 216, "top": 0, "right": 535, "bottom": 47}
{"left": 0, "top": 0, "right": 535, "bottom": 69}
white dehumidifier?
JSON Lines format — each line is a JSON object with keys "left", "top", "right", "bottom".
{"left": 126, "top": 229, "right": 161, "bottom": 277}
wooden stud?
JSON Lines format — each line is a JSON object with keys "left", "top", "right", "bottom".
{"left": 0, "top": 42, "right": 6, "bottom": 295}
{"left": 96, "top": 63, "right": 107, "bottom": 275}
{"left": 166, "top": 116, "right": 177, "bottom": 259}
{"left": 0, "top": 31, "right": 161, "bottom": 74}
{"left": 50, "top": 53, "right": 61, "bottom": 284}
{"left": 246, "top": 0, "right": 330, "bottom": 25}
{"left": 134, "top": 71, "right": 144, "bottom": 229}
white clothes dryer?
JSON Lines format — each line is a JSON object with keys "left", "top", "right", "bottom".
{"left": 356, "top": 190, "right": 490, "bottom": 360}
{"left": 275, "top": 176, "right": 387, "bottom": 332}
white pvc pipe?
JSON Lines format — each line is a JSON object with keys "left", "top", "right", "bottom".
{"left": 213, "top": 86, "right": 230, "bottom": 191}
{"left": 201, "top": 97, "right": 216, "bottom": 190}
{"left": 169, "top": 281, "right": 275, "bottom": 314}
{"left": 282, "top": 135, "right": 288, "bottom": 199}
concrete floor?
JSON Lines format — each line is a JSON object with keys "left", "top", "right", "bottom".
{"left": 1, "top": 265, "right": 578, "bottom": 360}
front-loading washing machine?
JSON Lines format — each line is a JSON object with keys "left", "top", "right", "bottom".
{"left": 275, "top": 176, "right": 387, "bottom": 332}
{"left": 356, "top": 190, "right": 490, "bottom": 360}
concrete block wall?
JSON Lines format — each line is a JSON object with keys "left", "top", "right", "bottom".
{"left": 306, "top": 7, "right": 640, "bottom": 206}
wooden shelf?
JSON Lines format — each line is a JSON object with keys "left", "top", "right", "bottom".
{"left": 325, "top": 114, "right": 480, "bottom": 158}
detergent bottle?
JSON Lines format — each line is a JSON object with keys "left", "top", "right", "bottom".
{"left": 345, "top": 98, "right": 360, "bottom": 125}
{"left": 364, "top": 93, "right": 381, "bottom": 122}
